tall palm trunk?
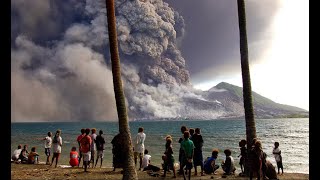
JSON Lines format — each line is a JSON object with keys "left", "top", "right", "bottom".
{"left": 105, "top": 0, "right": 138, "bottom": 179}
{"left": 237, "top": 0, "right": 257, "bottom": 176}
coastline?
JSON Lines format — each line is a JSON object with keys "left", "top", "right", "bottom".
{"left": 11, "top": 163, "right": 309, "bottom": 180}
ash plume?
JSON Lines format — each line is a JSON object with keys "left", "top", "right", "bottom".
{"left": 11, "top": 0, "right": 225, "bottom": 122}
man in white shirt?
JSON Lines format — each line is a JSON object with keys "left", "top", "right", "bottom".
{"left": 141, "top": 149, "right": 160, "bottom": 172}
{"left": 43, "top": 132, "right": 52, "bottom": 165}
{"left": 134, "top": 127, "right": 146, "bottom": 170}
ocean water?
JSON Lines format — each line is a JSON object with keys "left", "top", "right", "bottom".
{"left": 11, "top": 118, "right": 309, "bottom": 174}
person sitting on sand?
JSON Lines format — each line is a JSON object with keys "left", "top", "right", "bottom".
{"left": 50, "top": 130, "right": 63, "bottom": 168}
{"left": 162, "top": 137, "right": 176, "bottom": 178}
{"left": 141, "top": 149, "right": 160, "bottom": 172}
{"left": 69, "top": 146, "right": 79, "bottom": 167}
{"left": 204, "top": 149, "right": 220, "bottom": 175}
{"left": 28, "top": 147, "right": 39, "bottom": 164}
{"left": 95, "top": 130, "right": 106, "bottom": 168}
{"left": 12, "top": 145, "right": 22, "bottom": 162}
{"left": 80, "top": 128, "right": 92, "bottom": 172}
{"left": 19, "top": 144, "right": 29, "bottom": 163}
{"left": 221, "top": 149, "right": 236, "bottom": 175}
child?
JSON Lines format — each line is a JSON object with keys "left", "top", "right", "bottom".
{"left": 141, "top": 149, "right": 160, "bottom": 172}
{"left": 203, "top": 149, "right": 220, "bottom": 175}
{"left": 28, "top": 147, "right": 39, "bottom": 164}
{"left": 162, "top": 138, "right": 176, "bottom": 178}
{"left": 273, "top": 142, "right": 283, "bottom": 174}
{"left": 238, "top": 139, "right": 247, "bottom": 174}
{"left": 95, "top": 130, "right": 106, "bottom": 168}
{"left": 221, "top": 149, "right": 236, "bottom": 175}
{"left": 69, "top": 147, "right": 79, "bottom": 167}
{"left": 42, "top": 132, "right": 52, "bottom": 165}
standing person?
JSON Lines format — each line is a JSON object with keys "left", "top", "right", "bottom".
{"left": 77, "top": 128, "right": 85, "bottom": 167}
{"left": 12, "top": 145, "right": 22, "bottom": 162}
{"left": 178, "top": 125, "right": 188, "bottom": 175}
{"left": 189, "top": 128, "right": 195, "bottom": 138}
{"left": 162, "top": 137, "right": 176, "bottom": 178}
{"left": 251, "top": 140, "right": 267, "bottom": 180}
{"left": 80, "top": 128, "right": 92, "bottom": 172}
{"left": 134, "top": 127, "right": 146, "bottom": 170}
{"left": 221, "top": 149, "right": 236, "bottom": 175}
{"left": 69, "top": 147, "right": 79, "bottom": 167}
{"left": 19, "top": 144, "right": 29, "bottom": 163}
{"left": 191, "top": 128, "right": 204, "bottom": 176}
{"left": 111, "top": 133, "right": 125, "bottom": 171}
{"left": 95, "top": 130, "right": 106, "bottom": 168}
{"left": 238, "top": 139, "right": 247, "bottom": 174}
{"left": 203, "top": 149, "right": 220, "bottom": 175}
{"left": 273, "top": 142, "right": 283, "bottom": 175}
{"left": 28, "top": 147, "right": 39, "bottom": 164}
{"left": 42, "top": 132, "right": 52, "bottom": 165}
{"left": 50, "top": 130, "right": 62, "bottom": 168}
{"left": 181, "top": 131, "right": 195, "bottom": 180}
{"left": 89, "top": 128, "right": 97, "bottom": 168}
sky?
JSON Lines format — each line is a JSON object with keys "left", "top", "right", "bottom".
{"left": 11, "top": 0, "right": 308, "bottom": 122}
{"left": 165, "top": 0, "right": 309, "bottom": 111}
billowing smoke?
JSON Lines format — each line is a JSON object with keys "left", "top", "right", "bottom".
{"left": 11, "top": 0, "right": 225, "bottom": 122}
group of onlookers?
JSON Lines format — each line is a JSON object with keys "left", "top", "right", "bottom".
{"left": 12, "top": 125, "right": 284, "bottom": 179}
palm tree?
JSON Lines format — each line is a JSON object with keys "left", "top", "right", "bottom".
{"left": 105, "top": 0, "right": 138, "bottom": 179}
{"left": 237, "top": 0, "right": 257, "bottom": 177}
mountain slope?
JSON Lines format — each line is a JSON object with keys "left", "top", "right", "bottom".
{"left": 208, "top": 82, "right": 308, "bottom": 118}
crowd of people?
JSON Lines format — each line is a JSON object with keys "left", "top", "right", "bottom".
{"left": 11, "top": 125, "right": 284, "bottom": 179}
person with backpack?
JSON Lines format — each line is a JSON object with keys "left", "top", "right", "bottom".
{"left": 95, "top": 130, "right": 106, "bottom": 168}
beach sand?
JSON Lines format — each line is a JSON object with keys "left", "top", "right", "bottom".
{"left": 11, "top": 163, "right": 309, "bottom": 180}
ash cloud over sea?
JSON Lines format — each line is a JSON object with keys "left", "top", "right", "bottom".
{"left": 12, "top": 0, "right": 276, "bottom": 122}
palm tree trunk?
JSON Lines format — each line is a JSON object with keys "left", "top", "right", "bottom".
{"left": 237, "top": 0, "right": 257, "bottom": 177}
{"left": 105, "top": 0, "right": 138, "bottom": 179}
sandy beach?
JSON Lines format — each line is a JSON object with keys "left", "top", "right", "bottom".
{"left": 11, "top": 163, "right": 309, "bottom": 180}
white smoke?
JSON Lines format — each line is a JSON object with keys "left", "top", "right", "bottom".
{"left": 11, "top": 0, "right": 226, "bottom": 122}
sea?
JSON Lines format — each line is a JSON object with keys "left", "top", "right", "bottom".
{"left": 11, "top": 118, "right": 309, "bottom": 174}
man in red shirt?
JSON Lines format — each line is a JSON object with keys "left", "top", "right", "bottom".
{"left": 80, "top": 128, "right": 92, "bottom": 172}
{"left": 77, "top": 129, "right": 85, "bottom": 167}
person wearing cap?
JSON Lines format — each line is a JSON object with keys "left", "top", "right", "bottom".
{"left": 95, "top": 130, "right": 105, "bottom": 168}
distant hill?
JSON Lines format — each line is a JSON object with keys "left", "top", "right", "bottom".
{"left": 128, "top": 82, "right": 308, "bottom": 120}
{"left": 207, "top": 82, "right": 309, "bottom": 119}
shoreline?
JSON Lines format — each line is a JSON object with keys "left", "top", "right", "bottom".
{"left": 11, "top": 163, "right": 309, "bottom": 180}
